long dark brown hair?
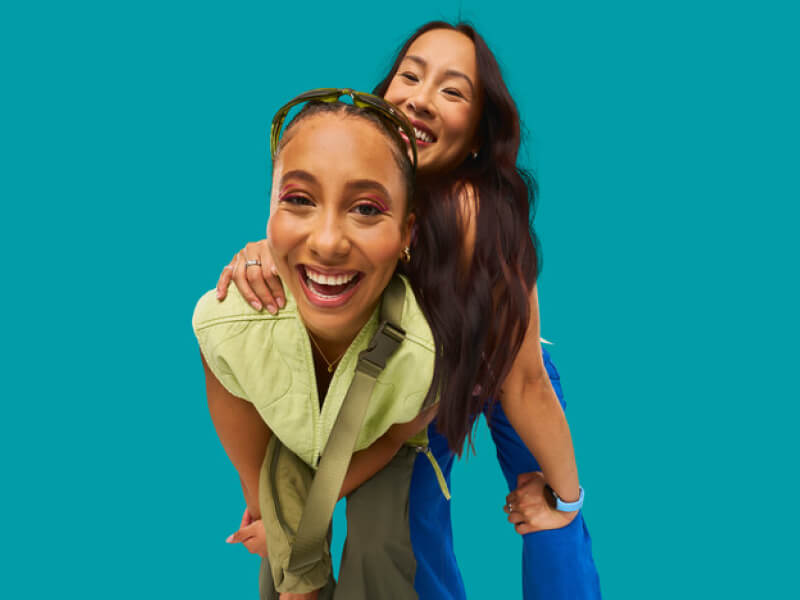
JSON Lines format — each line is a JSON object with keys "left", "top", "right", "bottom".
{"left": 374, "top": 21, "right": 540, "bottom": 455}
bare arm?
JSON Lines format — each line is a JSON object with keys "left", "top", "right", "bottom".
{"left": 202, "top": 354, "right": 271, "bottom": 519}
{"left": 457, "top": 183, "right": 580, "bottom": 505}
{"left": 500, "top": 285, "right": 580, "bottom": 504}
{"left": 339, "top": 404, "right": 437, "bottom": 499}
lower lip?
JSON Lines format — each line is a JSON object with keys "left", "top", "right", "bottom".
{"left": 400, "top": 131, "right": 434, "bottom": 148}
{"left": 296, "top": 266, "right": 363, "bottom": 309}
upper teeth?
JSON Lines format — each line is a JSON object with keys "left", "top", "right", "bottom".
{"left": 306, "top": 268, "right": 357, "bottom": 286}
{"left": 414, "top": 127, "right": 433, "bottom": 143}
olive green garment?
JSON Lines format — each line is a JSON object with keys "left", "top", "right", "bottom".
{"left": 192, "top": 275, "right": 434, "bottom": 467}
{"left": 258, "top": 446, "right": 420, "bottom": 600}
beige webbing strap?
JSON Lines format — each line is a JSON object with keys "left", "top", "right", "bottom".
{"left": 288, "top": 277, "right": 406, "bottom": 573}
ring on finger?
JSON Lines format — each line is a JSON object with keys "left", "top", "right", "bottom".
{"left": 245, "top": 259, "right": 262, "bottom": 268}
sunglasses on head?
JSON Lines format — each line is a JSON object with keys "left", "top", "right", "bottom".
{"left": 269, "top": 88, "right": 418, "bottom": 170}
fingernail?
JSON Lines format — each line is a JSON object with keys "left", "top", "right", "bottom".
{"left": 266, "top": 304, "right": 277, "bottom": 315}
{"left": 216, "top": 289, "right": 223, "bottom": 300}
{"left": 250, "top": 301, "right": 262, "bottom": 311}
{"left": 225, "top": 534, "right": 234, "bottom": 543}
{"left": 276, "top": 297, "right": 285, "bottom": 308}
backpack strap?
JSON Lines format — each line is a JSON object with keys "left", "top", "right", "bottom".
{"left": 288, "top": 276, "right": 406, "bottom": 573}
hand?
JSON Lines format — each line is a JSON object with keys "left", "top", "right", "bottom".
{"left": 386, "top": 404, "right": 439, "bottom": 446}
{"left": 503, "top": 472, "right": 578, "bottom": 534}
{"left": 226, "top": 507, "right": 268, "bottom": 558}
{"left": 216, "top": 240, "right": 285, "bottom": 314}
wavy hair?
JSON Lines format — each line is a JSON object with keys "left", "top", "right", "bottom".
{"left": 374, "top": 22, "right": 540, "bottom": 455}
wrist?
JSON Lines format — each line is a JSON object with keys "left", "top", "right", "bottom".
{"left": 546, "top": 484, "right": 584, "bottom": 512}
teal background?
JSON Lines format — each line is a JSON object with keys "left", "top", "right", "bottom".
{"left": 2, "top": 0, "right": 798, "bottom": 597}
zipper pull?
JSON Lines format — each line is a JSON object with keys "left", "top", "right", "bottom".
{"left": 416, "top": 445, "right": 451, "bottom": 501}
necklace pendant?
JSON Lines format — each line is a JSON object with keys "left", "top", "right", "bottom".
{"left": 328, "top": 365, "right": 334, "bottom": 373}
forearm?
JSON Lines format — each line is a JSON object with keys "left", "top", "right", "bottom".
{"left": 338, "top": 404, "right": 438, "bottom": 499}
{"left": 501, "top": 374, "right": 580, "bottom": 502}
{"left": 239, "top": 475, "right": 259, "bottom": 520}
{"left": 339, "top": 434, "right": 404, "bottom": 500}
{"left": 202, "top": 354, "right": 271, "bottom": 519}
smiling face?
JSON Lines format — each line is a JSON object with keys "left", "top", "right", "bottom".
{"left": 267, "top": 112, "right": 414, "bottom": 356}
{"left": 384, "top": 28, "right": 483, "bottom": 175}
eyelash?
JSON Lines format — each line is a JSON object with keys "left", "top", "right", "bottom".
{"left": 399, "top": 72, "right": 464, "bottom": 99}
{"left": 280, "top": 194, "right": 313, "bottom": 207}
{"left": 353, "top": 202, "right": 385, "bottom": 217}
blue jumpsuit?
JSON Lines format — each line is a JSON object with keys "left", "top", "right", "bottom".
{"left": 408, "top": 346, "right": 602, "bottom": 599}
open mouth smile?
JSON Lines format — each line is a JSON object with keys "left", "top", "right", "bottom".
{"left": 399, "top": 121, "right": 437, "bottom": 148}
{"left": 297, "top": 265, "right": 363, "bottom": 308}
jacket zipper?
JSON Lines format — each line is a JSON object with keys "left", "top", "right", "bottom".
{"left": 415, "top": 445, "right": 451, "bottom": 500}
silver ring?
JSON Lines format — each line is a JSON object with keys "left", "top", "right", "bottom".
{"left": 245, "top": 259, "right": 262, "bottom": 268}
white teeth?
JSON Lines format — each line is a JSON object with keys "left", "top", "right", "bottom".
{"left": 305, "top": 267, "right": 357, "bottom": 286}
{"left": 414, "top": 127, "right": 434, "bottom": 143}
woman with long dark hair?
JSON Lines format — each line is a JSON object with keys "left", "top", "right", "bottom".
{"left": 219, "top": 22, "right": 600, "bottom": 599}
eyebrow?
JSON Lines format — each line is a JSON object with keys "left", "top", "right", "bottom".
{"left": 279, "top": 169, "right": 318, "bottom": 187}
{"left": 402, "top": 55, "right": 475, "bottom": 94}
{"left": 344, "top": 179, "right": 393, "bottom": 204}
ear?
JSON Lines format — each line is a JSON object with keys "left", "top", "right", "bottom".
{"left": 402, "top": 212, "right": 416, "bottom": 248}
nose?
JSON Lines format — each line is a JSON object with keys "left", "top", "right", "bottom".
{"left": 307, "top": 211, "right": 350, "bottom": 261}
{"left": 405, "top": 88, "right": 434, "bottom": 119}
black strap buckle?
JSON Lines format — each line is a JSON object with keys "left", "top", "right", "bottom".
{"left": 357, "top": 320, "right": 406, "bottom": 378}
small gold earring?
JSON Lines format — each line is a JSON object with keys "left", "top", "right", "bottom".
{"left": 401, "top": 246, "right": 411, "bottom": 263}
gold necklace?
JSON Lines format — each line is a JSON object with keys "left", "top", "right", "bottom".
{"left": 308, "top": 333, "right": 347, "bottom": 373}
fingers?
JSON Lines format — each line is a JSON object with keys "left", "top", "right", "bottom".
{"left": 256, "top": 243, "right": 286, "bottom": 310}
{"left": 244, "top": 257, "right": 279, "bottom": 314}
{"left": 216, "top": 256, "right": 237, "bottom": 300}
{"left": 239, "top": 507, "right": 252, "bottom": 529}
{"left": 242, "top": 535, "right": 268, "bottom": 558}
{"left": 515, "top": 523, "right": 536, "bottom": 535}
{"left": 226, "top": 528, "right": 252, "bottom": 544}
{"left": 227, "top": 520, "right": 268, "bottom": 557}
{"left": 230, "top": 250, "right": 265, "bottom": 312}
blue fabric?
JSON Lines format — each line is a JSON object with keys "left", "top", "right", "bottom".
{"left": 408, "top": 346, "right": 601, "bottom": 599}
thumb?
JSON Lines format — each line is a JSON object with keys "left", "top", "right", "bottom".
{"left": 226, "top": 526, "right": 255, "bottom": 544}
{"left": 239, "top": 519, "right": 263, "bottom": 537}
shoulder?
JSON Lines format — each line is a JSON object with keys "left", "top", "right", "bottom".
{"left": 193, "top": 284, "right": 288, "bottom": 333}
{"left": 452, "top": 180, "right": 478, "bottom": 267}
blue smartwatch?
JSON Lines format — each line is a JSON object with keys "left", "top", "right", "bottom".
{"left": 547, "top": 485, "right": 584, "bottom": 512}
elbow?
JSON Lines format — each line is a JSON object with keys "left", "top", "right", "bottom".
{"left": 502, "top": 368, "right": 557, "bottom": 411}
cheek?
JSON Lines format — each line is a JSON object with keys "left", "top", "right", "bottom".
{"left": 266, "top": 213, "right": 302, "bottom": 262}
{"left": 358, "top": 226, "right": 404, "bottom": 271}
{"left": 441, "top": 107, "right": 477, "bottom": 145}
{"left": 383, "top": 80, "right": 403, "bottom": 105}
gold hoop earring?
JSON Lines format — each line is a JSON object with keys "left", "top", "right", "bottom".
{"left": 401, "top": 247, "right": 411, "bottom": 263}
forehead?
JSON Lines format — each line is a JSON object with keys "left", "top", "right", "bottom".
{"left": 404, "top": 29, "right": 477, "bottom": 77}
{"left": 277, "top": 114, "right": 404, "bottom": 190}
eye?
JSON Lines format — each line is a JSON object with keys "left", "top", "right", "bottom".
{"left": 353, "top": 203, "right": 384, "bottom": 217}
{"left": 281, "top": 194, "right": 313, "bottom": 207}
{"left": 399, "top": 71, "right": 419, "bottom": 83}
{"left": 443, "top": 88, "right": 465, "bottom": 99}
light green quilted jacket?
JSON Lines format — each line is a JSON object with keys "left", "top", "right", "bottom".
{"left": 192, "top": 275, "right": 435, "bottom": 469}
